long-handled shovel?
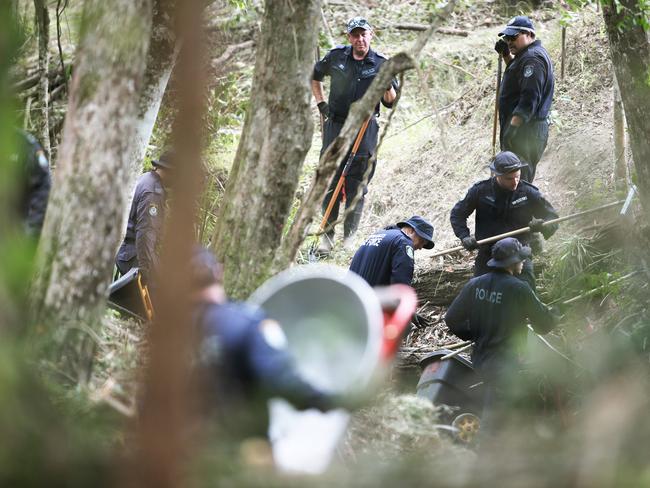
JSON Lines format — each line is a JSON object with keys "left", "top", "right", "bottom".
{"left": 431, "top": 198, "right": 627, "bottom": 259}
{"left": 310, "top": 117, "right": 371, "bottom": 257}
{"left": 491, "top": 55, "right": 502, "bottom": 156}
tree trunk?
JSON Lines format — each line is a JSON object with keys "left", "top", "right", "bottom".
{"left": 211, "top": 0, "right": 322, "bottom": 299}
{"left": 118, "top": 0, "right": 178, "bottom": 228}
{"left": 602, "top": 0, "right": 650, "bottom": 215}
{"left": 2, "top": 3, "right": 21, "bottom": 332}
{"left": 10, "top": 0, "right": 19, "bottom": 20}
{"left": 128, "top": 2, "right": 206, "bottom": 486}
{"left": 32, "top": 0, "right": 152, "bottom": 384}
{"left": 612, "top": 77, "right": 626, "bottom": 187}
{"left": 33, "top": 0, "right": 51, "bottom": 159}
{"left": 129, "top": 0, "right": 178, "bottom": 179}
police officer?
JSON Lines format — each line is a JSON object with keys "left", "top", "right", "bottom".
{"left": 444, "top": 237, "right": 558, "bottom": 427}
{"left": 494, "top": 15, "right": 554, "bottom": 182}
{"left": 450, "top": 151, "right": 558, "bottom": 290}
{"left": 312, "top": 16, "right": 398, "bottom": 253}
{"left": 14, "top": 130, "right": 51, "bottom": 237}
{"left": 115, "top": 152, "right": 172, "bottom": 283}
{"left": 349, "top": 215, "right": 434, "bottom": 287}
{"left": 191, "top": 248, "right": 336, "bottom": 437}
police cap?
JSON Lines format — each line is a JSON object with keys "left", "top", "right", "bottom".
{"left": 487, "top": 237, "right": 531, "bottom": 268}
{"left": 499, "top": 16, "right": 535, "bottom": 37}
{"left": 396, "top": 215, "right": 435, "bottom": 249}
{"left": 347, "top": 16, "right": 372, "bottom": 33}
{"left": 488, "top": 151, "right": 528, "bottom": 175}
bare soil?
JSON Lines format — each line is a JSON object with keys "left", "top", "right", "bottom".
{"left": 309, "top": 4, "right": 622, "bottom": 362}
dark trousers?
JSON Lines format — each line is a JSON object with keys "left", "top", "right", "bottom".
{"left": 320, "top": 117, "right": 378, "bottom": 239}
{"left": 501, "top": 119, "right": 549, "bottom": 183}
{"left": 115, "top": 257, "right": 136, "bottom": 278}
{"left": 474, "top": 246, "right": 536, "bottom": 290}
{"left": 321, "top": 155, "right": 375, "bottom": 239}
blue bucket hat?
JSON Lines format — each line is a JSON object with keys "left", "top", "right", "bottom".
{"left": 152, "top": 149, "right": 175, "bottom": 169}
{"left": 347, "top": 16, "right": 372, "bottom": 33}
{"left": 488, "top": 151, "right": 528, "bottom": 175}
{"left": 487, "top": 237, "right": 531, "bottom": 268}
{"left": 499, "top": 16, "right": 535, "bottom": 37}
{"left": 397, "top": 216, "right": 435, "bottom": 249}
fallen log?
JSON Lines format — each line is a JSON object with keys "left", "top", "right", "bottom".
{"left": 12, "top": 67, "right": 65, "bottom": 93}
{"left": 413, "top": 259, "right": 548, "bottom": 307}
{"left": 389, "top": 23, "right": 470, "bottom": 36}
{"left": 436, "top": 27, "right": 470, "bottom": 36}
{"left": 412, "top": 263, "right": 473, "bottom": 307}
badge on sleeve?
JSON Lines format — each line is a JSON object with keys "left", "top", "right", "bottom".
{"left": 523, "top": 65, "right": 534, "bottom": 78}
{"left": 36, "top": 150, "right": 49, "bottom": 170}
{"left": 148, "top": 204, "right": 158, "bottom": 217}
{"left": 406, "top": 246, "right": 414, "bottom": 259}
{"left": 260, "top": 319, "right": 288, "bottom": 350}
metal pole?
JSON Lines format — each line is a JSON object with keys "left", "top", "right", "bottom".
{"left": 491, "top": 55, "right": 502, "bottom": 156}
{"left": 441, "top": 343, "right": 472, "bottom": 360}
{"left": 431, "top": 199, "right": 625, "bottom": 259}
{"left": 316, "top": 45, "right": 324, "bottom": 141}
{"left": 560, "top": 26, "right": 566, "bottom": 80}
{"left": 317, "top": 118, "right": 371, "bottom": 235}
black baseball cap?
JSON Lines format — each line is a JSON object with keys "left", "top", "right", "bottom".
{"left": 499, "top": 16, "right": 535, "bottom": 37}
{"left": 397, "top": 215, "right": 435, "bottom": 249}
{"left": 487, "top": 237, "right": 531, "bottom": 268}
{"left": 347, "top": 16, "right": 372, "bottom": 33}
{"left": 488, "top": 151, "right": 528, "bottom": 175}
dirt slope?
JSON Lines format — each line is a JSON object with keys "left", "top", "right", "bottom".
{"left": 314, "top": 5, "right": 619, "bottom": 264}
{"left": 311, "top": 4, "right": 623, "bottom": 363}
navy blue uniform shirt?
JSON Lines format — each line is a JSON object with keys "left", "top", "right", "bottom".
{"left": 445, "top": 269, "right": 558, "bottom": 375}
{"left": 116, "top": 171, "right": 166, "bottom": 280}
{"left": 314, "top": 45, "right": 397, "bottom": 156}
{"left": 499, "top": 39, "right": 554, "bottom": 129}
{"left": 313, "top": 45, "right": 395, "bottom": 121}
{"left": 15, "top": 130, "right": 51, "bottom": 237}
{"left": 450, "top": 177, "right": 559, "bottom": 247}
{"left": 349, "top": 227, "right": 415, "bottom": 287}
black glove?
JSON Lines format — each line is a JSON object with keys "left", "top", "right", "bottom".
{"left": 461, "top": 236, "right": 478, "bottom": 251}
{"left": 317, "top": 101, "right": 329, "bottom": 117}
{"left": 502, "top": 123, "right": 519, "bottom": 148}
{"left": 494, "top": 39, "right": 510, "bottom": 57}
{"left": 528, "top": 217, "right": 545, "bottom": 233}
